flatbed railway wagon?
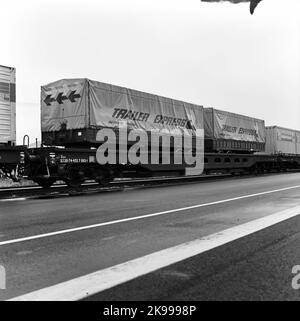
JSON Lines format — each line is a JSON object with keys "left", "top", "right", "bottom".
{"left": 25, "top": 78, "right": 205, "bottom": 187}
{"left": 20, "top": 78, "right": 300, "bottom": 188}
{"left": 23, "top": 146, "right": 300, "bottom": 188}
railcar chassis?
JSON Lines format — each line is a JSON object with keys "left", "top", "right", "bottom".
{"left": 23, "top": 147, "right": 300, "bottom": 188}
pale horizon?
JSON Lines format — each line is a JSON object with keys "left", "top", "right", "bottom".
{"left": 0, "top": 0, "right": 299, "bottom": 143}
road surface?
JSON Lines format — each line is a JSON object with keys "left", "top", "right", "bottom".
{"left": 0, "top": 172, "right": 300, "bottom": 300}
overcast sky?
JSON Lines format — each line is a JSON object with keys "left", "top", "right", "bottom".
{"left": 1, "top": 0, "right": 299, "bottom": 143}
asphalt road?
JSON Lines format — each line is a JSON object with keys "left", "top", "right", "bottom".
{"left": 1, "top": 172, "right": 300, "bottom": 300}
{"left": 89, "top": 212, "right": 300, "bottom": 301}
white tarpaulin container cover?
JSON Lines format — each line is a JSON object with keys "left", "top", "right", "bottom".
{"left": 265, "top": 126, "right": 300, "bottom": 155}
{"left": 41, "top": 79, "right": 204, "bottom": 136}
{"left": 204, "top": 108, "right": 265, "bottom": 143}
{"left": 0, "top": 65, "right": 16, "bottom": 145}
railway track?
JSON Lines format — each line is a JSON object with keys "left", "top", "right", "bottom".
{"left": 0, "top": 174, "right": 234, "bottom": 200}
{"left": 1, "top": 170, "right": 300, "bottom": 201}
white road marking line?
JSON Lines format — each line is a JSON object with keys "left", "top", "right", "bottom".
{"left": 1, "top": 184, "right": 300, "bottom": 247}
{"left": 9, "top": 205, "right": 300, "bottom": 301}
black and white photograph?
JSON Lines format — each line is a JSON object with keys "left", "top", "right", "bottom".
{"left": 0, "top": 0, "right": 300, "bottom": 310}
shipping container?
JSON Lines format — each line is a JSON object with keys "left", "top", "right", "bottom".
{"left": 204, "top": 107, "right": 266, "bottom": 153}
{"left": 0, "top": 65, "right": 16, "bottom": 145}
{"left": 41, "top": 79, "right": 204, "bottom": 147}
{"left": 265, "top": 126, "right": 300, "bottom": 155}
{"left": 296, "top": 131, "right": 300, "bottom": 155}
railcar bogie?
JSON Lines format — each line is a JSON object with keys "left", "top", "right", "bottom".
{"left": 0, "top": 145, "right": 26, "bottom": 181}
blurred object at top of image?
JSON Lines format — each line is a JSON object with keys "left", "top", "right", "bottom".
{"left": 201, "top": 0, "right": 263, "bottom": 14}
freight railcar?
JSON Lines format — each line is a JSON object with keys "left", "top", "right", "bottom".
{"left": 22, "top": 147, "right": 300, "bottom": 188}
{"left": 26, "top": 78, "right": 205, "bottom": 187}
{"left": 1, "top": 77, "right": 300, "bottom": 188}
{"left": 20, "top": 79, "right": 299, "bottom": 188}
{"left": 0, "top": 65, "right": 24, "bottom": 181}
{"left": 0, "top": 65, "right": 16, "bottom": 146}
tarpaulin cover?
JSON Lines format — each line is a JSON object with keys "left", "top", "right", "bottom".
{"left": 204, "top": 108, "right": 266, "bottom": 143}
{"left": 265, "top": 126, "right": 300, "bottom": 155}
{"left": 41, "top": 79, "right": 204, "bottom": 136}
{"left": 41, "top": 79, "right": 88, "bottom": 132}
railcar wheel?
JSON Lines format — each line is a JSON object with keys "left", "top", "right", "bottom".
{"left": 94, "top": 169, "right": 113, "bottom": 186}
{"left": 96, "top": 177, "right": 111, "bottom": 186}
{"left": 35, "top": 178, "right": 56, "bottom": 189}
{"left": 65, "top": 167, "right": 85, "bottom": 188}
{"left": 65, "top": 179, "right": 84, "bottom": 188}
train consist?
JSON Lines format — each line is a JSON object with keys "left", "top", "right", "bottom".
{"left": 1, "top": 72, "right": 300, "bottom": 188}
